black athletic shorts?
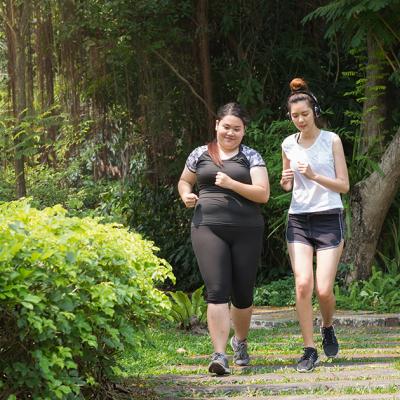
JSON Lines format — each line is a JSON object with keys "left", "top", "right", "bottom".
{"left": 286, "top": 211, "right": 345, "bottom": 251}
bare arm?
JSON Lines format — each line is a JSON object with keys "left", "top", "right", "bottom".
{"left": 215, "top": 166, "right": 270, "bottom": 203}
{"left": 297, "top": 135, "right": 349, "bottom": 193}
{"left": 178, "top": 166, "right": 198, "bottom": 208}
{"left": 280, "top": 150, "right": 294, "bottom": 192}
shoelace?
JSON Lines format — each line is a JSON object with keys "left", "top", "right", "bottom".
{"left": 233, "top": 337, "right": 247, "bottom": 354}
{"left": 235, "top": 340, "right": 247, "bottom": 356}
{"left": 323, "top": 327, "right": 337, "bottom": 345}
{"left": 211, "top": 352, "right": 225, "bottom": 361}
{"left": 300, "top": 348, "right": 317, "bottom": 361}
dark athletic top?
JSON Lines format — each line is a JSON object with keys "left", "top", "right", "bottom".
{"left": 186, "top": 144, "right": 266, "bottom": 227}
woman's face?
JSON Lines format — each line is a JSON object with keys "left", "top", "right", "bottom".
{"left": 289, "top": 100, "right": 316, "bottom": 132}
{"left": 215, "top": 115, "right": 245, "bottom": 151}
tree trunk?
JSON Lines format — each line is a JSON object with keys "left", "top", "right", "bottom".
{"left": 360, "top": 32, "right": 386, "bottom": 154}
{"left": 26, "top": 16, "right": 34, "bottom": 116}
{"left": 196, "top": 0, "right": 214, "bottom": 138}
{"left": 3, "top": 0, "right": 30, "bottom": 197}
{"left": 343, "top": 127, "right": 400, "bottom": 282}
{"left": 36, "top": 5, "right": 57, "bottom": 165}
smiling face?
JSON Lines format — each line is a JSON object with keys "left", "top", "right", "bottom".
{"left": 289, "top": 100, "right": 317, "bottom": 133}
{"left": 215, "top": 115, "right": 245, "bottom": 152}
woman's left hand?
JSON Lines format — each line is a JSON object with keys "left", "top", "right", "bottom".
{"left": 297, "top": 161, "right": 317, "bottom": 180}
{"left": 215, "top": 171, "right": 233, "bottom": 189}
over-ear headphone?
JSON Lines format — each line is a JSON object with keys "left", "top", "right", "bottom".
{"left": 287, "top": 91, "right": 321, "bottom": 119}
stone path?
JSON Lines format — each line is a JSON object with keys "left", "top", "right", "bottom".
{"left": 152, "top": 309, "right": 400, "bottom": 399}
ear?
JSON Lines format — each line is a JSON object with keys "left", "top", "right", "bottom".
{"left": 215, "top": 120, "right": 219, "bottom": 130}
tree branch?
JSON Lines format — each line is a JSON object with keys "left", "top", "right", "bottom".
{"left": 151, "top": 49, "right": 216, "bottom": 118}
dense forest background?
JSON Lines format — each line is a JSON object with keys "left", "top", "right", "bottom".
{"left": 0, "top": 0, "right": 399, "bottom": 290}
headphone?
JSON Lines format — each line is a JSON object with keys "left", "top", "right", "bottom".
{"left": 287, "top": 90, "right": 321, "bottom": 119}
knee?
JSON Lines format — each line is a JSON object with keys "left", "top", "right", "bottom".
{"left": 295, "top": 279, "right": 313, "bottom": 299}
{"left": 316, "top": 287, "right": 334, "bottom": 302}
{"left": 206, "top": 289, "right": 230, "bottom": 305}
{"left": 231, "top": 291, "right": 253, "bottom": 309}
{"left": 231, "top": 299, "right": 253, "bottom": 309}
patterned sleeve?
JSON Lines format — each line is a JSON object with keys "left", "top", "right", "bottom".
{"left": 241, "top": 145, "right": 266, "bottom": 168}
{"left": 185, "top": 145, "right": 207, "bottom": 172}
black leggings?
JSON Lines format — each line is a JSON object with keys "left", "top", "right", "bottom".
{"left": 191, "top": 225, "right": 264, "bottom": 309}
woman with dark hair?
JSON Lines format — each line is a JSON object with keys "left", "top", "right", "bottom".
{"left": 281, "top": 78, "right": 349, "bottom": 372}
{"left": 178, "top": 103, "right": 270, "bottom": 375}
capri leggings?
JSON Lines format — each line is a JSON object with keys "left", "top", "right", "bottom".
{"left": 191, "top": 225, "right": 264, "bottom": 309}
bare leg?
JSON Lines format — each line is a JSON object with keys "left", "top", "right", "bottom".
{"left": 288, "top": 243, "right": 315, "bottom": 348}
{"left": 231, "top": 305, "right": 253, "bottom": 341}
{"left": 207, "top": 303, "right": 231, "bottom": 353}
{"left": 315, "top": 242, "right": 344, "bottom": 327}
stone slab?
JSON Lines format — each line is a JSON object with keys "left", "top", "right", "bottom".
{"left": 251, "top": 307, "right": 400, "bottom": 328}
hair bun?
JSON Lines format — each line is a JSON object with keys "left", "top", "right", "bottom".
{"left": 290, "top": 78, "right": 308, "bottom": 92}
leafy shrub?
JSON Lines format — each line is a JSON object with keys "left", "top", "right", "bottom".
{"left": 0, "top": 167, "right": 16, "bottom": 202}
{"left": 169, "top": 286, "right": 207, "bottom": 331}
{"left": 118, "top": 179, "right": 202, "bottom": 290}
{"left": 335, "top": 267, "right": 400, "bottom": 312}
{"left": 0, "top": 199, "right": 174, "bottom": 399}
{"left": 254, "top": 276, "right": 295, "bottom": 306}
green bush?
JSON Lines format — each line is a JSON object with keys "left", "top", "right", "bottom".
{"left": 254, "top": 276, "right": 295, "bottom": 306}
{"left": 0, "top": 199, "right": 174, "bottom": 399}
{"left": 119, "top": 180, "right": 202, "bottom": 290}
{"left": 169, "top": 286, "right": 207, "bottom": 330}
{"left": 335, "top": 267, "right": 400, "bottom": 312}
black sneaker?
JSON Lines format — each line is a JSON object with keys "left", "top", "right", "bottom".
{"left": 208, "top": 352, "right": 230, "bottom": 375}
{"left": 230, "top": 336, "right": 250, "bottom": 366}
{"left": 321, "top": 325, "right": 339, "bottom": 358}
{"left": 296, "top": 347, "right": 319, "bottom": 373}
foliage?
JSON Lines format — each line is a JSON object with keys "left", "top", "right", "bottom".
{"left": 0, "top": 0, "right": 400, "bottom": 289}
{"left": 254, "top": 276, "right": 296, "bottom": 307}
{"left": 169, "top": 286, "right": 207, "bottom": 330}
{"left": 377, "top": 205, "right": 400, "bottom": 275}
{"left": 303, "top": 0, "right": 400, "bottom": 49}
{"left": 246, "top": 120, "right": 295, "bottom": 281}
{"left": 117, "top": 178, "right": 202, "bottom": 290}
{"left": 0, "top": 167, "right": 16, "bottom": 202}
{"left": 335, "top": 267, "right": 400, "bottom": 312}
{"left": 0, "top": 199, "right": 174, "bottom": 399}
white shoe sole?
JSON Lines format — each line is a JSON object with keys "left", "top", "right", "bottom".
{"left": 296, "top": 357, "right": 320, "bottom": 373}
{"left": 208, "top": 361, "right": 230, "bottom": 375}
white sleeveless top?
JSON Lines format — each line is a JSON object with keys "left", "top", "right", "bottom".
{"left": 281, "top": 130, "right": 343, "bottom": 214}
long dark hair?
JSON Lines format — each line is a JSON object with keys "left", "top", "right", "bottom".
{"left": 208, "top": 102, "right": 250, "bottom": 166}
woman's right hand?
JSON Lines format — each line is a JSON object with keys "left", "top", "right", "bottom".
{"left": 281, "top": 168, "right": 294, "bottom": 183}
{"left": 182, "top": 193, "right": 199, "bottom": 208}
{"left": 280, "top": 168, "right": 294, "bottom": 190}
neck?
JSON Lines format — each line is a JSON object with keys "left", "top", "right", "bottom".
{"left": 217, "top": 142, "right": 240, "bottom": 156}
{"left": 300, "top": 126, "right": 320, "bottom": 138}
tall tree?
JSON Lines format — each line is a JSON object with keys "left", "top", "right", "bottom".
{"left": 196, "top": 0, "right": 214, "bottom": 136}
{"left": 36, "top": 1, "right": 57, "bottom": 165}
{"left": 305, "top": 0, "right": 400, "bottom": 280}
{"left": 1, "top": 0, "right": 31, "bottom": 197}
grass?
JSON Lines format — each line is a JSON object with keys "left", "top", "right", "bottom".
{"left": 114, "top": 321, "right": 400, "bottom": 398}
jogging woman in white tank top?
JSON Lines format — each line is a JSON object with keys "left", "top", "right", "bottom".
{"left": 280, "top": 78, "right": 349, "bottom": 373}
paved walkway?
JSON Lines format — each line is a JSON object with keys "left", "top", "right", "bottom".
{"left": 251, "top": 307, "right": 400, "bottom": 328}
{"left": 153, "top": 308, "right": 400, "bottom": 400}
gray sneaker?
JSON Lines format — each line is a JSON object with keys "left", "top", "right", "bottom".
{"left": 296, "top": 347, "right": 319, "bottom": 373}
{"left": 230, "top": 336, "right": 250, "bottom": 366}
{"left": 208, "top": 352, "right": 230, "bottom": 375}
